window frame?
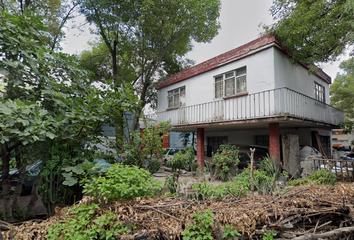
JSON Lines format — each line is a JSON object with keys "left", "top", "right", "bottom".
{"left": 214, "top": 66, "right": 247, "bottom": 99}
{"left": 314, "top": 82, "right": 325, "bottom": 103}
{"left": 167, "top": 86, "right": 186, "bottom": 109}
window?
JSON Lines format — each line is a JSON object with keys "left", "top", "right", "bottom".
{"left": 214, "top": 66, "right": 247, "bottom": 98}
{"left": 168, "top": 86, "right": 185, "bottom": 108}
{"left": 314, "top": 82, "right": 325, "bottom": 102}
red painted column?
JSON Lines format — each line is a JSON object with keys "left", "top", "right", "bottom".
{"left": 197, "top": 128, "right": 205, "bottom": 169}
{"left": 269, "top": 123, "right": 281, "bottom": 164}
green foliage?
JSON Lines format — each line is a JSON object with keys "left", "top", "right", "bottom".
{"left": 164, "top": 147, "right": 194, "bottom": 193}
{"left": 260, "top": 155, "right": 281, "bottom": 180}
{"left": 266, "top": 0, "right": 352, "bottom": 67}
{"left": 182, "top": 210, "right": 215, "bottom": 240}
{"left": 211, "top": 143, "right": 239, "bottom": 181}
{"left": 46, "top": 203, "right": 130, "bottom": 239}
{"left": 83, "top": 163, "right": 162, "bottom": 203}
{"left": 191, "top": 181, "right": 247, "bottom": 200}
{"left": 192, "top": 181, "right": 215, "bottom": 199}
{"left": 286, "top": 178, "right": 309, "bottom": 187}
{"left": 263, "top": 231, "right": 277, "bottom": 240}
{"left": 308, "top": 169, "right": 336, "bottom": 185}
{"left": 123, "top": 120, "right": 171, "bottom": 171}
{"left": 234, "top": 167, "right": 276, "bottom": 195}
{"left": 222, "top": 225, "right": 241, "bottom": 240}
{"left": 330, "top": 58, "right": 354, "bottom": 118}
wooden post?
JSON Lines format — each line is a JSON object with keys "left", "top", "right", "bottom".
{"left": 250, "top": 148, "right": 255, "bottom": 196}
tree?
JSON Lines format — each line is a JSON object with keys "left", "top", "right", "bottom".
{"left": 330, "top": 58, "right": 354, "bottom": 118}
{"left": 0, "top": 10, "right": 138, "bottom": 220}
{"left": 266, "top": 0, "right": 354, "bottom": 67}
{"left": 78, "top": 0, "right": 221, "bottom": 149}
{"left": 0, "top": 0, "right": 79, "bottom": 50}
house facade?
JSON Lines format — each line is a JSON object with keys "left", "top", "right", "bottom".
{"left": 156, "top": 35, "right": 344, "bottom": 170}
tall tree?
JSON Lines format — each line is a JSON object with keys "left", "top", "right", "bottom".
{"left": 0, "top": 0, "right": 78, "bottom": 50}
{"left": 78, "top": 0, "right": 221, "bottom": 149}
{"left": 330, "top": 58, "right": 354, "bottom": 117}
{"left": 0, "top": 10, "right": 138, "bottom": 220}
{"left": 267, "top": 0, "right": 354, "bottom": 67}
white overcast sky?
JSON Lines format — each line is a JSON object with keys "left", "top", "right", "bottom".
{"left": 61, "top": 0, "right": 345, "bottom": 81}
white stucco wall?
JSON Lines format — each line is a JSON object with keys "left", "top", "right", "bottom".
{"left": 273, "top": 49, "right": 330, "bottom": 104}
{"left": 157, "top": 48, "right": 276, "bottom": 112}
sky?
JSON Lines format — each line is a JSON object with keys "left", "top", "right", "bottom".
{"left": 61, "top": 0, "right": 345, "bottom": 81}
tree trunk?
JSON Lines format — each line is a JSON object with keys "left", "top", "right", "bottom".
{"left": 1, "top": 143, "right": 12, "bottom": 221}
{"left": 11, "top": 149, "right": 25, "bottom": 219}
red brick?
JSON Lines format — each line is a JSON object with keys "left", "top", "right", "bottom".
{"left": 269, "top": 123, "right": 281, "bottom": 164}
{"left": 197, "top": 128, "right": 205, "bottom": 169}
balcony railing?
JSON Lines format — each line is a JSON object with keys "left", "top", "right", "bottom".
{"left": 157, "top": 87, "right": 344, "bottom": 126}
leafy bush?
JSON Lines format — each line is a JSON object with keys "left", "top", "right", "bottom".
{"left": 286, "top": 178, "right": 309, "bottom": 187}
{"left": 192, "top": 181, "right": 215, "bottom": 199}
{"left": 308, "top": 169, "right": 336, "bottom": 185}
{"left": 211, "top": 142, "right": 239, "bottom": 181}
{"left": 191, "top": 181, "right": 247, "bottom": 200}
{"left": 164, "top": 147, "right": 194, "bottom": 193}
{"left": 46, "top": 203, "right": 130, "bottom": 239}
{"left": 122, "top": 120, "right": 171, "bottom": 171}
{"left": 182, "top": 210, "right": 215, "bottom": 240}
{"left": 234, "top": 167, "right": 276, "bottom": 195}
{"left": 83, "top": 163, "right": 162, "bottom": 203}
{"left": 214, "top": 181, "right": 248, "bottom": 198}
{"left": 222, "top": 225, "right": 241, "bottom": 240}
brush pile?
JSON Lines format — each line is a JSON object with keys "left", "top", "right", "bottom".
{"left": 2, "top": 183, "right": 354, "bottom": 239}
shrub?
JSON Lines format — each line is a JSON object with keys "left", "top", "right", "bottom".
{"left": 192, "top": 181, "right": 214, "bottom": 199}
{"left": 191, "top": 181, "right": 248, "bottom": 200}
{"left": 211, "top": 143, "right": 239, "bottom": 181}
{"left": 82, "top": 163, "right": 162, "bottom": 203}
{"left": 182, "top": 210, "right": 215, "bottom": 240}
{"left": 164, "top": 147, "right": 193, "bottom": 193}
{"left": 234, "top": 167, "right": 276, "bottom": 195}
{"left": 46, "top": 203, "right": 130, "bottom": 239}
{"left": 308, "top": 169, "right": 336, "bottom": 185}
{"left": 286, "top": 178, "right": 309, "bottom": 187}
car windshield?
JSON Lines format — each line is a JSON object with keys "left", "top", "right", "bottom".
{"left": 168, "top": 149, "right": 180, "bottom": 155}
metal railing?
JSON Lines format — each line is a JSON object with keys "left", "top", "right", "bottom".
{"left": 158, "top": 87, "right": 344, "bottom": 126}
{"left": 311, "top": 158, "right": 354, "bottom": 182}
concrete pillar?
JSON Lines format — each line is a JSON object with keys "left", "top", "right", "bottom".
{"left": 269, "top": 123, "right": 281, "bottom": 164}
{"left": 197, "top": 128, "right": 205, "bottom": 169}
{"left": 282, "top": 134, "right": 300, "bottom": 178}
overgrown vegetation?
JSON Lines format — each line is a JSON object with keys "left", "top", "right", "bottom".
{"left": 46, "top": 203, "right": 131, "bottom": 239}
{"left": 211, "top": 143, "right": 239, "bottom": 181}
{"left": 83, "top": 164, "right": 162, "bottom": 203}
{"left": 164, "top": 147, "right": 194, "bottom": 194}
{"left": 182, "top": 210, "right": 215, "bottom": 240}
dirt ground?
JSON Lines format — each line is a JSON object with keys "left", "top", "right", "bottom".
{"left": 0, "top": 168, "right": 222, "bottom": 218}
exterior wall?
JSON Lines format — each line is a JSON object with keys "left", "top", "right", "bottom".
{"left": 203, "top": 128, "right": 331, "bottom": 148}
{"left": 273, "top": 49, "right": 330, "bottom": 104}
{"left": 157, "top": 48, "right": 275, "bottom": 112}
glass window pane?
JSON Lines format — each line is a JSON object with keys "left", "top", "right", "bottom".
{"left": 215, "top": 76, "right": 223, "bottom": 82}
{"left": 180, "top": 87, "right": 185, "bottom": 96}
{"left": 168, "top": 90, "right": 173, "bottom": 96}
{"left": 174, "top": 94, "right": 179, "bottom": 107}
{"left": 236, "top": 76, "right": 246, "bottom": 93}
{"left": 225, "top": 71, "right": 234, "bottom": 78}
{"left": 215, "top": 81, "right": 223, "bottom": 98}
{"left": 225, "top": 78, "right": 235, "bottom": 96}
{"left": 168, "top": 96, "right": 173, "bottom": 108}
{"left": 236, "top": 66, "right": 246, "bottom": 76}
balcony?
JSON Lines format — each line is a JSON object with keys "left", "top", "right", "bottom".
{"left": 157, "top": 87, "right": 344, "bottom": 127}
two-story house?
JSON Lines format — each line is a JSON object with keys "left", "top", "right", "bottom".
{"left": 156, "top": 35, "right": 344, "bottom": 173}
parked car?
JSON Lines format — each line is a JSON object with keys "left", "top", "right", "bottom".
{"left": 0, "top": 161, "right": 42, "bottom": 195}
{"left": 237, "top": 145, "right": 269, "bottom": 172}
{"left": 342, "top": 152, "right": 354, "bottom": 161}
{"left": 162, "top": 148, "right": 185, "bottom": 166}
{"left": 0, "top": 159, "right": 115, "bottom": 195}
